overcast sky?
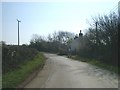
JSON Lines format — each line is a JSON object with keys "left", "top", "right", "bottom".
{"left": 1, "top": 0, "right": 119, "bottom": 45}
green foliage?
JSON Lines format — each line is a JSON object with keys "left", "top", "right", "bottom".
{"left": 70, "top": 55, "right": 119, "bottom": 74}
{"left": 77, "top": 12, "right": 118, "bottom": 66}
{"left": 29, "top": 31, "right": 75, "bottom": 55}
{"left": 2, "top": 53, "right": 45, "bottom": 88}
{"left": 2, "top": 44, "right": 39, "bottom": 74}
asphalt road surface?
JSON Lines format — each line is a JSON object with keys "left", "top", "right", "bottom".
{"left": 24, "top": 53, "right": 118, "bottom": 88}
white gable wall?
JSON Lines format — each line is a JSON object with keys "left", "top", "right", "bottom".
{"left": 71, "top": 38, "right": 79, "bottom": 51}
{"left": 70, "top": 36, "right": 86, "bottom": 53}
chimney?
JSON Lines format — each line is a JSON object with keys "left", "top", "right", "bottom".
{"left": 79, "top": 30, "right": 83, "bottom": 37}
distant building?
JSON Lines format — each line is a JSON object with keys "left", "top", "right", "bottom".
{"left": 70, "top": 36, "right": 80, "bottom": 52}
{"left": 70, "top": 30, "right": 83, "bottom": 53}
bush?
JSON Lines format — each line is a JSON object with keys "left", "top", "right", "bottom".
{"left": 77, "top": 12, "right": 118, "bottom": 66}
{"left": 2, "top": 45, "right": 39, "bottom": 74}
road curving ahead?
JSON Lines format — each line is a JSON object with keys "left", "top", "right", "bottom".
{"left": 25, "top": 53, "right": 118, "bottom": 88}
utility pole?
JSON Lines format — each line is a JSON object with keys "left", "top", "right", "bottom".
{"left": 17, "top": 19, "right": 21, "bottom": 46}
{"left": 118, "top": 1, "right": 120, "bottom": 17}
{"left": 118, "top": 1, "right": 120, "bottom": 24}
{"left": 95, "top": 22, "right": 98, "bottom": 45}
{"left": 95, "top": 21, "right": 98, "bottom": 57}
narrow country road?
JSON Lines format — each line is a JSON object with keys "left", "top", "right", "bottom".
{"left": 24, "top": 53, "right": 118, "bottom": 88}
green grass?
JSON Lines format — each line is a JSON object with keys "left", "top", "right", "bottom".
{"left": 0, "top": 75, "right": 2, "bottom": 89}
{"left": 70, "top": 55, "right": 119, "bottom": 75}
{"left": 2, "top": 53, "right": 45, "bottom": 88}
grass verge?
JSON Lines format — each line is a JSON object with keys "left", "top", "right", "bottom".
{"left": 70, "top": 55, "right": 119, "bottom": 75}
{"left": 2, "top": 52, "right": 45, "bottom": 88}
{"left": 0, "top": 75, "right": 2, "bottom": 89}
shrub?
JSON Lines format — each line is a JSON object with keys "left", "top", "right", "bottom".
{"left": 2, "top": 45, "right": 39, "bottom": 74}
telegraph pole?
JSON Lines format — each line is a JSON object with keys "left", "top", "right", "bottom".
{"left": 17, "top": 19, "right": 21, "bottom": 46}
{"left": 118, "top": 1, "right": 120, "bottom": 23}
{"left": 95, "top": 22, "right": 98, "bottom": 45}
{"left": 118, "top": 1, "right": 120, "bottom": 17}
{"left": 95, "top": 21, "right": 98, "bottom": 57}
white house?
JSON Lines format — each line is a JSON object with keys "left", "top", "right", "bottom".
{"left": 70, "top": 30, "right": 84, "bottom": 52}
